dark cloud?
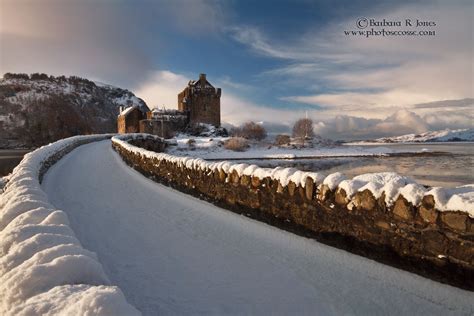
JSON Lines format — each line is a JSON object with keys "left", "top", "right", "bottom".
{"left": 0, "top": 0, "right": 226, "bottom": 89}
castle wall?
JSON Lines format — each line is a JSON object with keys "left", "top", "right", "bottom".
{"left": 177, "top": 91, "right": 187, "bottom": 112}
{"left": 188, "top": 89, "right": 221, "bottom": 127}
{"left": 112, "top": 135, "right": 474, "bottom": 290}
{"left": 139, "top": 117, "right": 188, "bottom": 138}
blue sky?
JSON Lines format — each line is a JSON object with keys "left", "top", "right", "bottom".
{"left": 1, "top": 0, "right": 472, "bottom": 139}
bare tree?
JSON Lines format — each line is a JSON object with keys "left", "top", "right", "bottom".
{"left": 231, "top": 121, "right": 267, "bottom": 141}
{"left": 292, "top": 118, "right": 314, "bottom": 146}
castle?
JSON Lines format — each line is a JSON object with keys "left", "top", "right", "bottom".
{"left": 178, "top": 73, "right": 221, "bottom": 127}
{"left": 117, "top": 74, "right": 221, "bottom": 137}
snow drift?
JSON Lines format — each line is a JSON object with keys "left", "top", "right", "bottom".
{"left": 0, "top": 135, "right": 139, "bottom": 315}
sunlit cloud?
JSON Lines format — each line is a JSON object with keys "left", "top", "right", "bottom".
{"left": 229, "top": 1, "right": 473, "bottom": 120}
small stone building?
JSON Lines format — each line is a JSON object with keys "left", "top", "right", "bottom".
{"left": 118, "top": 73, "right": 222, "bottom": 137}
{"left": 178, "top": 74, "right": 221, "bottom": 127}
{"left": 117, "top": 106, "right": 146, "bottom": 134}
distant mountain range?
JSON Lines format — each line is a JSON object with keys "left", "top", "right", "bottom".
{"left": 358, "top": 128, "right": 474, "bottom": 143}
{"left": 0, "top": 73, "right": 149, "bottom": 148}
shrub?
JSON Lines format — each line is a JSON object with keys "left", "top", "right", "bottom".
{"left": 275, "top": 134, "right": 291, "bottom": 146}
{"left": 187, "top": 138, "right": 196, "bottom": 149}
{"left": 224, "top": 137, "right": 249, "bottom": 151}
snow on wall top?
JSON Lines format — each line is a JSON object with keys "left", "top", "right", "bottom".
{"left": 112, "top": 134, "right": 474, "bottom": 217}
{"left": 0, "top": 135, "right": 139, "bottom": 315}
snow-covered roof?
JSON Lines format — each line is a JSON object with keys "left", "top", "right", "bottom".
{"left": 119, "top": 106, "right": 137, "bottom": 117}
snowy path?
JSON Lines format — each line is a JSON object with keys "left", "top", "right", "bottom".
{"left": 42, "top": 140, "right": 473, "bottom": 315}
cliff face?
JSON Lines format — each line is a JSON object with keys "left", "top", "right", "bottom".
{"left": 0, "top": 74, "right": 149, "bottom": 148}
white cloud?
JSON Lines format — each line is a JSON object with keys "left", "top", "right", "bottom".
{"left": 230, "top": 1, "right": 473, "bottom": 119}
{"left": 314, "top": 110, "right": 429, "bottom": 140}
{"left": 135, "top": 71, "right": 190, "bottom": 109}
{"left": 422, "top": 111, "right": 473, "bottom": 130}
{"left": 135, "top": 70, "right": 472, "bottom": 140}
{"left": 282, "top": 90, "right": 437, "bottom": 119}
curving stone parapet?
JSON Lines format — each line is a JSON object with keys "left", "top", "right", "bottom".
{"left": 112, "top": 134, "right": 474, "bottom": 290}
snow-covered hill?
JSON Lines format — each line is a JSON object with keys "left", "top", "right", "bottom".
{"left": 0, "top": 73, "right": 149, "bottom": 148}
{"left": 363, "top": 128, "right": 474, "bottom": 143}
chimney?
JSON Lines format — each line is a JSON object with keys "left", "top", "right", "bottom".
{"left": 199, "top": 73, "right": 206, "bottom": 85}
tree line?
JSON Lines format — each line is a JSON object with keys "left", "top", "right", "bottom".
{"left": 3, "top": 73, "right": 96, "bottom": 88}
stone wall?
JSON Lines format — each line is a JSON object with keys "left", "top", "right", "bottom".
{"left": 127, "top": 136, "right": 167, "bottom": 153}
{"left": 112, "top": 137, "right": 474, "bottom": 290}
{"left": 139, "top": 117, "right": 188, "bottom": 138}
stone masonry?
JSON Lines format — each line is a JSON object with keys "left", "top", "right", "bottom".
{"left": 178, "top": 74, "right": 221, "bottom": 127}
{"left": 112, "top": 136, "right": 474, "bottom": 290}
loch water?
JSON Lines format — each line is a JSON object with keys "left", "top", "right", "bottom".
{"left": 238, "top": 143, "right": 474, "bottom": 188}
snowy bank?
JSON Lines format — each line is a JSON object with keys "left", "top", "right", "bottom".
{"left": 113, "top": 134, "right": 474, "bottom": 217}
{"left": 167, "top": 136, "right": 427, "bottom": 160}
{"left": 0, "top": 135, "right": 139, "bottom": 315}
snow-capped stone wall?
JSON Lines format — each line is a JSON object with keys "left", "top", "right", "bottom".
{"left": 0, "top": 135, "right": 139, "bottom": 315}
{"left": 112, "top": 134, "right": 474, "bottom": 290}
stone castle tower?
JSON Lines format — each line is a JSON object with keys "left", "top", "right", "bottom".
{"left": 177, "top": 74, "right": 221, "bottom": 127}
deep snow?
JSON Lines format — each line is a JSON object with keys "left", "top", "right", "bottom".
{"left": 0, "top": 135, "right": 138, "bottom": 315}
{"left": 42, "top": 140, "right": 473, "bottom": 315}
